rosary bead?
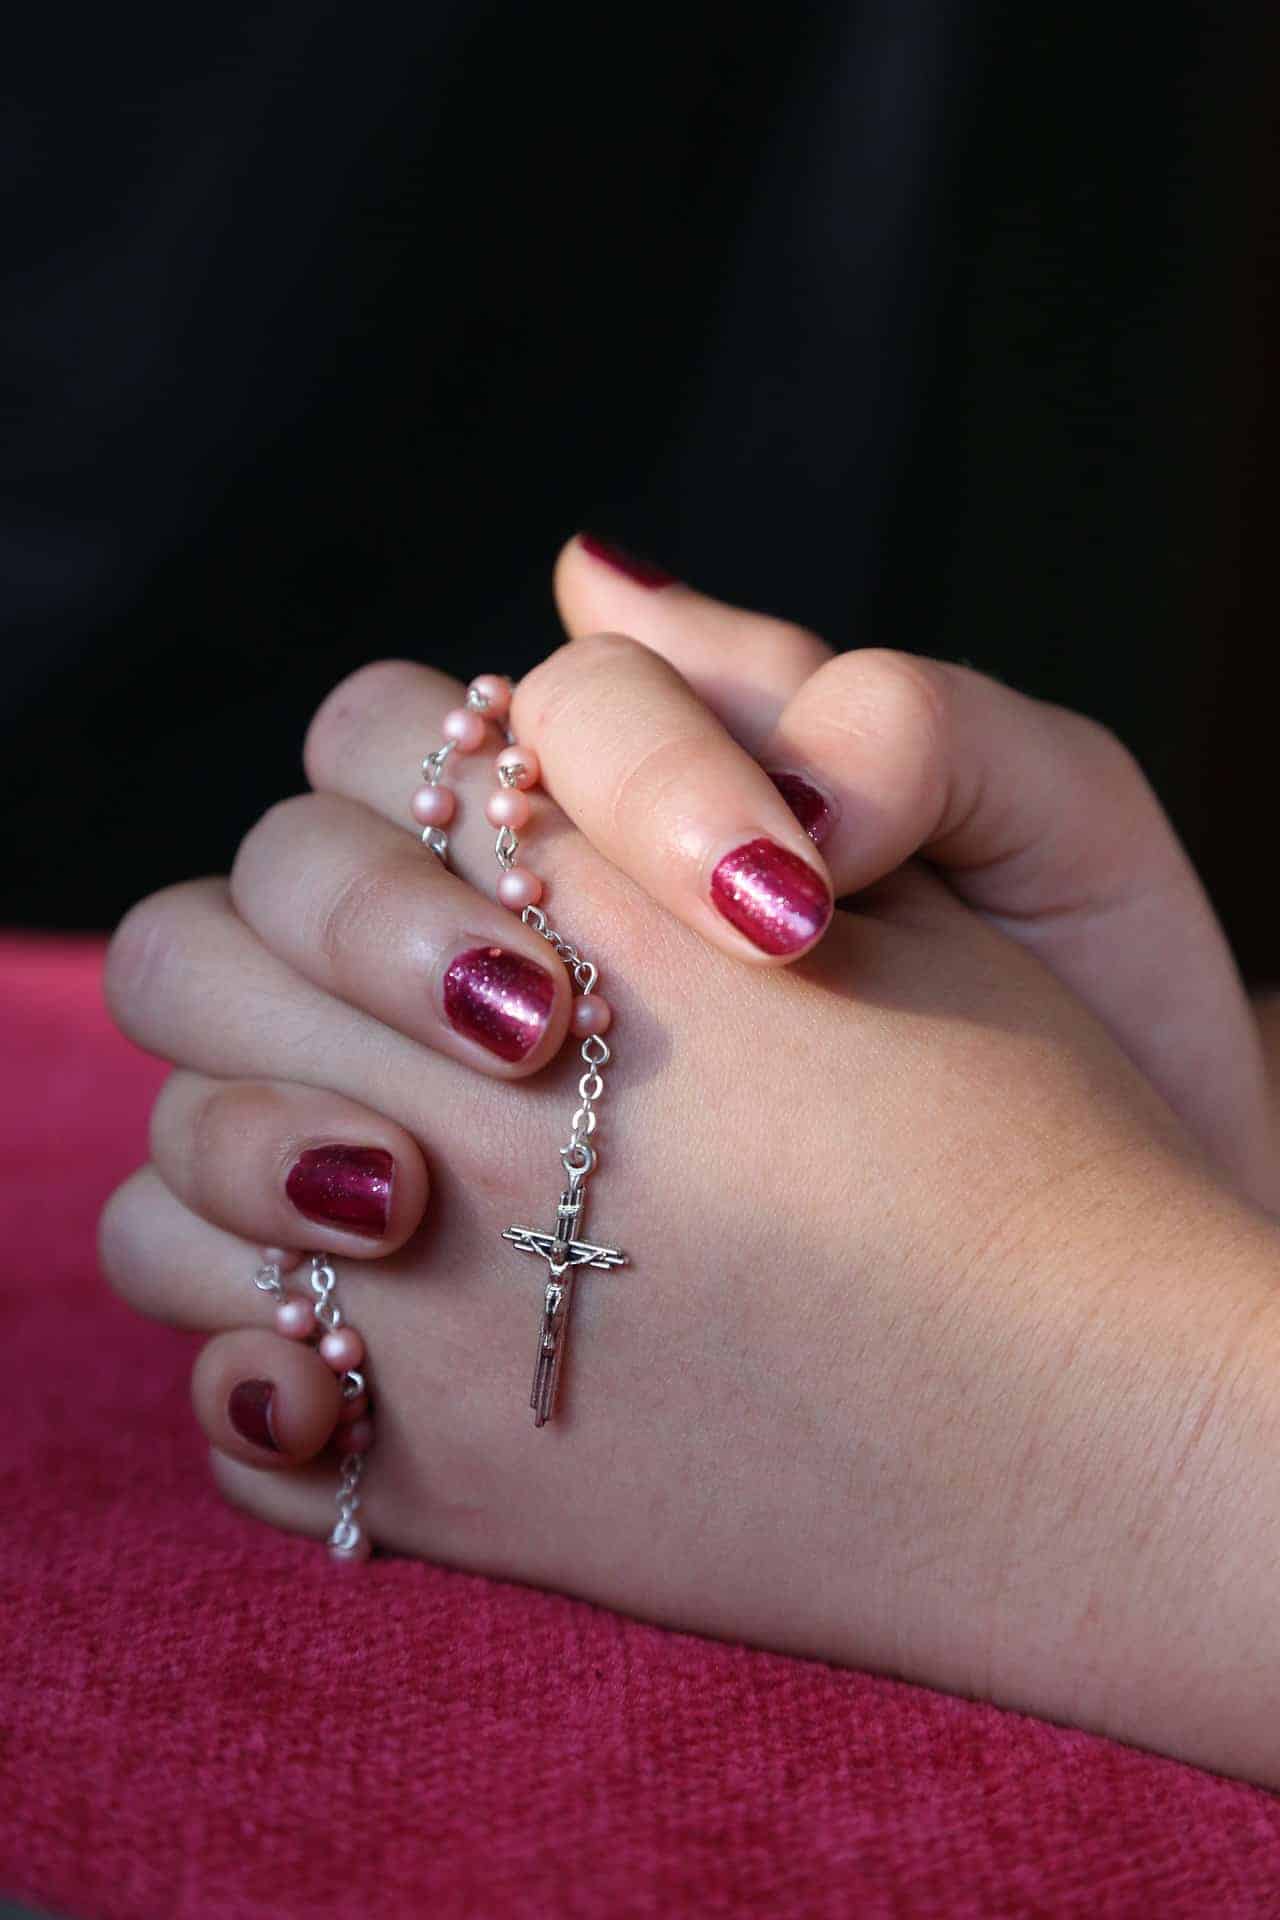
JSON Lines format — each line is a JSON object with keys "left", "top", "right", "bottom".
{"left": 495, "top": 743, "right": 540, "bottom": 789}
{"left": 340, "top": 1417, "right": 375, "bottom": 1454}
{"left": 328, "top": 1522, "right": 372, "bottom": 1564}
{"left": 336, "top": 1389, "right": 369, "bottom": 1423}
{"left": 318, "top": 1326, "right": 365, "bottom": 1372}
{"left": 467, "top": 673, "right": 511, "bottom": 719}
{"left": 497, "top": 866, "right": 543, "bottom": 910}
{"left": 571, "top": 993, "right": 613, "bottom": 1038}
{"left": 485, "top": 787, "right": 531, "bottom": 830}
{"left": 260, "top": 1246, "right": 303, "bottom": 1274}
{"left": 442, "top": 707, "right": 487, "bottom": 752}
{"left": 410, "top": 783, "right": 456, "bottom": 827}
{"left": 274, "top": 1295, "right": 318, "bottom": 1340}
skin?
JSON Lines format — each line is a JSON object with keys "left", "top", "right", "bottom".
{"left": 99, "top": 546, "right": 1280, "bottom": 1787}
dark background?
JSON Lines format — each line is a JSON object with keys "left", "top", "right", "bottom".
{"left": 3, "top": 3, "right": 1276, "bottom": 971}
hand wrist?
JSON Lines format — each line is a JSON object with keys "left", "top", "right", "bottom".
{"left": 982, "top": 1164, "right": 1280, "bottom": 1784}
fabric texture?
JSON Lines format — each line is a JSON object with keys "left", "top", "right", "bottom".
{"left": 3, "top": 934, "right": 1278, "bottom": 1919}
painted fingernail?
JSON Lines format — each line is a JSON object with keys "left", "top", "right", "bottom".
{"left": 228, "top": 1379, "right": 280, "bottom": 1452}
{"left": 767, "top": 771, "right": 834, "bottom": 848}
{"left": 579, "top": 532, "right": 677, "bottom": 589}
{"left": 443, "top": 945, "right": 556, "bottom": 1061}
{"left": 710, "top": 837, "right": 833, "bottom": 955}
{"left": 285, "top": 1144, "right": 394, "bottom": 1237}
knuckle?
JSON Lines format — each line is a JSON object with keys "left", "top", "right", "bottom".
{"left": 104, "top": 883, "right": 205, "bottom": 1039}
{"left": 230, "top": 792, "right": 331, "bottom": 901}
{"left": 315, "top": 859, "right": 404, "bottom": 976}
{"left": 744, "top": 616, "right": 830, "bottom": 678}
{"left": 812, "top": 649, "right": 953, "bottom": 818}
{"left": 97, "top": 1170, "right": 151, "bottom": 1302}
{"left": 187, "top": 1081, "right": 285, "bottom": 1200}
{"left": 150, "top": 1074, "right": 290, "bottom": 1220}
{"left": 1060, "top": 708, "right": 1146, "bottom": 792}
{"left": 237, "top": 790, "right": 315, "bottom": 857}
{"left": 230, "top": 791, "right": 312, "bottom": 887}
{"left": 303, "top": 658, "right": 435, "bottom": 789}
{"left": 608, "top": 728, "right": 715, "bottom": 840}
{"left": 841, "top": 649, "right": 953, "bottom": 758}
{"left": 514, "top": 631, "right": 646, "bottom": 737}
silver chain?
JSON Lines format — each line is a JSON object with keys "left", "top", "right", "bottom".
{"left": 418, "top": 739, "right": 457, "bottom": 861}
{"left": 504, "top": 846, "right": 610, "bottom": 1176}
{"left": 416, "top": 678, "right": 626, "bottom": 1430}
{"left": 251, "top": 1259, "right": 288, "bottom": 1301}
{"left": 329, "top": 1457, "right": 365, "bottom": 1558}
{"left": 252, "top": 1253, "right": 367, "bottom": 1555}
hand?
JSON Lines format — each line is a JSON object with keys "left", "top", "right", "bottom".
{"left": 100, "top": 647, "right": 1280, "bottom": 1789}
{"left": 541, "top": 535, "right": 1275, "bottom": 1208}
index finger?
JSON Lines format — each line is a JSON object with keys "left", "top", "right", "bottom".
{"left": 510, "top": 633, "right": 834, "bottom": 964}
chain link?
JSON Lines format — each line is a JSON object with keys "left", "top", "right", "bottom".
{"left": 418, "top": 740, "right": 457, "bottom": 861}
{"left": 305, "top": 1254, "right": 368, "bottom": 1540}
{"left": 506, "top": 849, "right": 611, "bottom": 1175}
{"left": 520, "top": 904, "right": 599, "bottom": 994}
{"left": 252, "top": 1261, "right": 287, "bottom": 1299}
{"left": 515, "top": 907, "right": 611, "bottom": 1163}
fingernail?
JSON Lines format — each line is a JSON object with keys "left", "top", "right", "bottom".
{"left": 228, "top": 1379, "right": 280, "bottom": 1452}
{"left": 285, "top": 1144, "right": 394, "bottom": 1236}
{"left": 579, "top": 532, "right": 677, "bottom": 589}
{"left": 710, "top": 837, "right": 833, "bottom": 955}
{"left": 767, "top": 771, "right": 834, "bottom": 848}
{"left": 443, "top": 945, "right": 556, "bottom": 1061}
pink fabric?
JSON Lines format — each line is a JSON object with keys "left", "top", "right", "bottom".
{"left": 3, "top": 933, "right": 1279, "bottom": 1918}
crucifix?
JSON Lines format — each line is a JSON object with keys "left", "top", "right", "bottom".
{"left": 502, "top": 1150, "right": 627, "bottom": 1426}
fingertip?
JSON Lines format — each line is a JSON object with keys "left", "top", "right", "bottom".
{"left": 706, "top": 835, "right": 835, "bottom": 965}
{"left": 438, "top": 937, "right": 573, "bottom": 1078}
{"left": 193, "top": 1328, "right": 342, "bottom": 1469}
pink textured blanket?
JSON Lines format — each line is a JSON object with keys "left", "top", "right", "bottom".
{"left": 2, "top": 934, "right": 1278, "bottom": 1918}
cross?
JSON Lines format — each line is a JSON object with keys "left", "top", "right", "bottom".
{"left": 502, "top": 1176, "right": 626, "bottom": 1426}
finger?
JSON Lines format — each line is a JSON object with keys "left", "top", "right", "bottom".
{"left": 302, "top": 658, "right": 503, "bottom": 851}
{"left": 105, "top": 882, "right": 578, "bottom": 1213}
{"left": 228, "top": 789, "right": 570, "bottom": 1072}
{"left": 192, "top": 1327, "right": 342, "bottom": 1467}
{"left": 509, "top": 633, "right": 834, "bottom": 964}
{"left": 147, "top": 1071, "right": 428, "bottom": 1256}
{"left": 210, "top": 1447, "right": 348, "bottom": 1540}
{"left": 101, "top": 1163, "right": 309, "bottom": 1329}
{"left": 552, "top": 533, "right": 832, "bottom": 755}
{"left": 762, "top": 649, "right": 1273, "bottom": 1199}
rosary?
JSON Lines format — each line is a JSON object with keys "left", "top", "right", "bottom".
{"left": 251, "top": 674, "right": 626, "bottom": 1561}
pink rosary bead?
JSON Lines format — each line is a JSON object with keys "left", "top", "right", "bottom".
{"left": 336, "top": 1390, "right": 369, "bottom": 1424}
{"left": 275, "top": 1295, "right": 317, "bottom": 1340}
{"left": 441, "top": 706, "right": 487, "bottom": 752}
{"left": 318, "top": 1326, "right": 365, "bottom": 1373}
{"left": 485, "top": 787, "right": 531, "bottom": 830}
{"left": 467, "top": 674, "right": 511, "bottom": 720}
{"left": 495, "top": 743, "right": 540, "bottom": 789}
{"left": 410, "top": 784, "right": 456, "bottom": 827}
{"left": 571, "top": 993, "right": 612, "bottom": 1038}
{"left": 497, "top": 866, "right": 543, "bottom": 910}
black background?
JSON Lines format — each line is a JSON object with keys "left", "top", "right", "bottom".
{"left": 4, "top": 3, "right": 1276, "bottom": 971}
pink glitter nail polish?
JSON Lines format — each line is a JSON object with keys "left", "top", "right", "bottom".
{"left": 767, "top": 771, "right": 834, "bottom": 848}
{"left": 578, "top": 532, "right": 677, "bottom": 589}
{"left": 443, "top": 946, "right": 556, "bottom": 1061}
{"left": 710, "top": 838, "right": 833, "bottom": 955}
{"left": 285, "top": 1145, "right": 394, "bottom": 1237}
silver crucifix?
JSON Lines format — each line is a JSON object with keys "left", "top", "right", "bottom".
{"left": 502, "top": 1153, "right": 626, "bottom": 1426}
